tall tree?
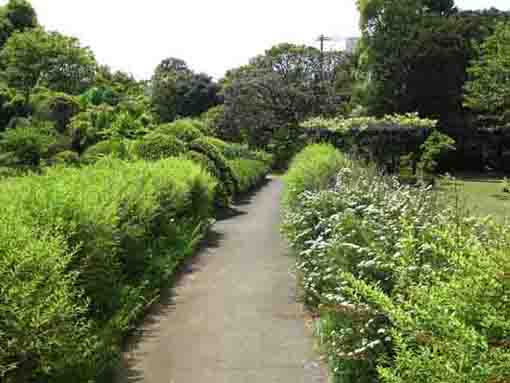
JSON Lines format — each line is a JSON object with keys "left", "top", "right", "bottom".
{"left": 151, "top": 57, "right": 220, "bottom": 122}
{"left": 464, "top": 22, "right": 510, "bottom": 124}
{"left": 0, "top": 28, "right": 97, "bottom": 99}
{"left": 0, "top": 0, "right": 37, "bottom": 48}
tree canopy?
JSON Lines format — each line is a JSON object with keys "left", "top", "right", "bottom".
{"left": 0, "top": 28, "right": 97, "bottom": 98}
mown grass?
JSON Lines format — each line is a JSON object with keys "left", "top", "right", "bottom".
{"left": 439, "top": 174, "right": 510, "bottom": 221}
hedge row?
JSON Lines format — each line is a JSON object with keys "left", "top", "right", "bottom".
{"left": 0, "top": 158, "right": 216, "bottom": 382}
{"left": 282, "top": 144, "right": 510, "bottom": 383}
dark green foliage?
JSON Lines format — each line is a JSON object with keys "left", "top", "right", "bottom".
{"left": 155, "top": 119, "right": 204, "bottom": 142}
{"left": 79, "top": 86, "right": 120, "bottom": 107}
{"left": 51, "top": 150, "right": 79, "bottom": 165}
{"left": 133, "top": 132, "right": 186, "bottom": 161}
{"left": 0, "top": 158, "right": 215, "bottom": 381}
{"left": 80, "top": 139, "right": 128, "bottom": 164}
{"left": 185, "top": 149, "right": 230, "bottom": 208}
{"left": 31, "top": 89, "right": 81, "bottom": 133}
{"left": 151, "top": 57, "right": 221, "bottom": 123}
{"left": 419, "top": 130, "right": 456, "bottom": 173}
{"left": 190, "top": 136, "right": 237, "bottom": 200}
{"left": 0, "top": 87, "right": 26, "bottom": 130}
{"left": 0, "top": 120, "right": 58, "bottom": 166}
{"left": 0, "top": 28, "right": 97, "bottom": 97}
{"left": 0, "top": 0, "right": 37, "bottom": 49}
{"left": 464, "top": 22, "right": 510, "bottom": 124}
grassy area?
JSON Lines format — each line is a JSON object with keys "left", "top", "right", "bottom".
{"left": 440, "top": 174, "right": 510, "bottom": 221}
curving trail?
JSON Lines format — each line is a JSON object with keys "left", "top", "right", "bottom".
{"left": 116, "top": 176, "right": 326, "bottom": 383}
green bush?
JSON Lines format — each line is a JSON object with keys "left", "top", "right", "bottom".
{"left": 0, "top": 121, "right": 58, "bottom": 166}
{"left": 0, "top": 158, "right": 215, "bottom": 382}
{"left": 155, "top": 119, "right": 204, "bottom": 142}
{"left": 282, "top": 150, "right": 510, "bottom": 383}
{"left": 185, "top": 149, "right": 229, "bottom": 208}
{"left": 133, "top": 132, "right": 186, "bottom": 161}
{"left": 282, "top": 144, "right": 348, "bottom": 208}
{"left": 31, "top": 89, "right": 81, "bottom": 133}
{"left": 52, "top": 150, "right": 80, "bottom": 165}
{"left": 80, "top": 139, "right": 128, "bottom": 164}
{"left": 419, "top": 129, "right": 456, "bottom": 174}
{"left": 228, "top": 159, "right": 270, "bottom": 193}
{"left": 190, "top": 136, "right": 237, "bottom": 200}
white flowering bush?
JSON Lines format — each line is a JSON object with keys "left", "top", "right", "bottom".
{"left": 282, "top": 145, "right": 510, "bottom": 383}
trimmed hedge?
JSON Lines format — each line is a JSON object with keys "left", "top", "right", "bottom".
{"left": 0, "top": 158, "right": 215, "bottom": 382}
{"left": 229, "top": 158, "right": 270, "bottom": 193}
{"left": 282, "top": 145, "right": 510, "bottom": 383}
{"left": 133, "top": 132, "right": 186, "bottom": 161}
{"left": 190, "top": 137, "right": 237, "bottom": 198}
{"left": 155, "top": 119, "right": 204, "bottom": 143}
{"left": 80, "top": 139, "right": 129, "bottom": 164}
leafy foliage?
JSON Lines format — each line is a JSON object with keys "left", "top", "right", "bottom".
{"left": 155, "top": 119, "right": 204, "bottom": 142}
{"left": 282, "top": 145, "right": 510, "bottom": 383}
{"left": 151, "top": 57, "right": 221, "bottom": 122}
{"left": 133, "top": 132, "right": 186, "bottom": 161}
{"left": 0, "top": 28, "right": 97, "bottom": 97}
{"left": 0, "top": 158, "right": 215, "bottom": 382}
{"left": 419, "top": 129, "right": 456, "bottom": 173}
{"left": 80, "top": 139, "right": 128, "bottom": 164}
{"left": 464, "top": 22, "right": 510, "bottom": 124}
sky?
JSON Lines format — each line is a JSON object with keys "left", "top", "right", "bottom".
{"left": 2, "top": 0, "right": 509, "bottom": 80}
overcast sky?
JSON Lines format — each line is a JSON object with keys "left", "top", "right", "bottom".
{"left": 3, "top": 0, "right": 509, "bottom": 80}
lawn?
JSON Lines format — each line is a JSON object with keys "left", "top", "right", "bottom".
{"left": 440, "top": 174, "right": 510, "bottom": 222}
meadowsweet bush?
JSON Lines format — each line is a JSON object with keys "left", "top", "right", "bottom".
{"left": 282, "top": 145, "right": 510, "bottom": 383}
{"left": 0, "top": 158, "right": 216, "bottom": 382}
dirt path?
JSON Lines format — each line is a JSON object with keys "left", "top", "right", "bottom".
{"left": 116, "top": 177, "right": 326, "bottom": 383}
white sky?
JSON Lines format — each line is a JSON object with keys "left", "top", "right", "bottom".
{"left": 2, "top": 0, "right": 509, "bottom": 80}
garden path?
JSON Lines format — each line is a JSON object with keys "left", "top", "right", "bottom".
{"left": 116, "top": 176, "right": 326, "bottom": 383}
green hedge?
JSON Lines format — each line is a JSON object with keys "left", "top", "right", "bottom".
{"left": 133, "top": 132, "right": 186, "bottom": 161}
{"left": 229, "top": 158, "right": 270, "bottom": 193}
{"left": 282, "top": 143, "right": 348, "bottom": 208}
{"left": 190, "top": 137, "right": 237, "bottom": 199}
{"left": 282, "top": 145, "right": 510, "bottom": 383}
{"left": 0, "top": 158, "right": 215, "bottom": 382}
{"left": 155, "top": 119, "right": 204, "bottom": 143}
{"left": 80, "top": 139, "right": 129, "bottom": 164}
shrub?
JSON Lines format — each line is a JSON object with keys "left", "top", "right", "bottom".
{"left": 185, "top": 149, "right": 229, "bottom": 208}
{"left": 52, "top": 150, "right": 80, "bottom": 165}
{"left": 155, "top": 119, "right": 204, "bottom": 142}
{"left": 228, "top": 158, "right": 270, "bottom": 192}
{"left": 190, "top": 136, "right": 237, "bottom": 198}
{"left": 31, "top": 89, "right": 81, "bottom": 133}
{"left": 133, "top": 132, "right": 186, "bottom": 161}
{"left": 80, "top": 139, "right": 128, "bottom": 164}
{"left": 0, "top": 121, "right": 58, "bottom": 166}
{"left": 0, "top": 158, "right": 215, "bottom": 382}
{"left": 282, "top": 149, "right": 510, "bottom": 383}
{"left": 282, "top": 144, "right": 348, "bottom": 208}
{"left": 419, "top": 129, "right": 456, "bottom": 174}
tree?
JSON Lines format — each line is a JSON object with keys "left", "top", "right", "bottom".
{"left": 0, "top": 0, "right": 37, "bottom": 48}
{"left": 464, "top": 22, "right": 510, "bottom": 124}
{"left": 355, "top": 0, "right": 508, "bottom": 125}
{"left": 151, "top": 57, "right": 220, "bottom": 122}
{"left": 0, "top": 28, "right": 97, "bottom": 100}
{"left": 220, "top": 43, "right": 351, "bottom": 147}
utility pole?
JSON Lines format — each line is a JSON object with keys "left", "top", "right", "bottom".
{"left": 316, "top": 34, "right": 332, "bottom": 80}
